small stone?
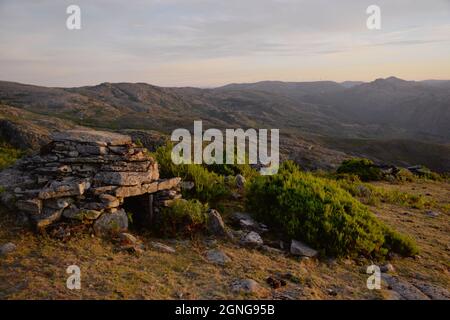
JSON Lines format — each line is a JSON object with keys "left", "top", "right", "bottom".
{"left": 235, "top": 174, "right": 246, "bottom": 189}
{"left": 150, "top": 242, "right": 176, "bottom": 254}
{"left": 80, "top": 209, "right": 103, "bottom": 220}
{"left": 327, "top": 288, "right": 338, "bottom": 296}
{"left": 290, "top": 239, "right": 318, "bottom": 257}
{"left": 45, "top": 198, "right": 72, "bottom": 210}
{"left": 62, "top": 205, "right": 81, "bottom": 219}
{"left": 180, "top": 181, "right": 195, "bottom": 191}
{"left": 157, "top": 177, "right": 181, "bottom": 191}
{"left": 0, "top": 242, "right": 16, "bottom": 256}
{"left": 206, "top": 249, "right": 231, "bottom": 266}
{"left": 119, "top": 232, "right": 138, "bottom": 246}
{"left": 261, "top": 245, "right": 284, "bottom": 255}
{"left": 266, "top": 277, "right": 286, "bottom": 289}
{"left": 99, "top": 194, "right": 120, "bottom": 208}
{"left": 231, "top": 192, "right": 242, "bottom": 200}
{"left": 381, "top": 263, "right": 395, "bottom": 273}
{"left": 426, "top": 210, "right": 440, "bottom": 217}
{"left": 231, "top": 279, "right": 268, "bottom": 296}
{"left": 34, "top": 207, "right": 64, "bottom": 229}
{"left": 241, "top": 231, "right": 263, "bottom": 247}
{"left": 239, "top": 218, "right": 257, "bottom": 230}
{"left": 16, "top": 199, "right": 42, "bottom": 215}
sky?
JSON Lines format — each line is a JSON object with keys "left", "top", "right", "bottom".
{"left": 0, "top": 0, "right": 449, "bottom": 87}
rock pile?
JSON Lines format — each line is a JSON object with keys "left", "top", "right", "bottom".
{"left": 0, "top": 129, "right": 181, "bottom": 235}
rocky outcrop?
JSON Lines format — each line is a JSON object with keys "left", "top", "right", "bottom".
{"left": 0, "top": 129, "right": 181, "bottom": 234}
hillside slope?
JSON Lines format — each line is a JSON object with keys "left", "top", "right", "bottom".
{"left": 0, "top": 78, "right": 449, "bottom": 171}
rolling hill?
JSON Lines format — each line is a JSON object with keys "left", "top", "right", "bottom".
{"left": 0, "top": 77, "right": 449, "bottom": 171}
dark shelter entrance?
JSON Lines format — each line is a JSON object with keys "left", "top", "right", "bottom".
{"left": 122, "top": 194, "right": 154, "bottom": 228}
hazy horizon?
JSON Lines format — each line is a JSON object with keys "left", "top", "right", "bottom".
{"left": 1, "top": 76, "right": 450, "bottom": 89}
{"left": 1, "top": 0, "right": 450, "bottom": 87}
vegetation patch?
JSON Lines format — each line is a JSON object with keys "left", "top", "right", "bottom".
{"left": 337, "top": 177, "right": 433, "bottom": 209}
{"left": 156, "top": 199, "right": 209, "bottom": 237}
{"left": 153, "top": 143, "right": 230, "bottom": 203}
{"left": 0, "top": 140, "right": 23, "bottom": 170}
{"left": 245, "top": 162, "right": 418, "bottom": 258}
{"left": 337, "top": 158, "right": 383, "bottom": 182}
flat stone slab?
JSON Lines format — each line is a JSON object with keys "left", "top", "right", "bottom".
{"left": 290, "top": 239, "right": 318, "bottom": 257}
{"left": 94, "top": 171, "right": 153, "bottom": 186}
{"left": 52, "top": 130, "right": 132, "bottom": 146}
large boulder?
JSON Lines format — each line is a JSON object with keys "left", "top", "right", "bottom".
{"left": 206, "top": 209, "right": 233, "bottom": 239}
{"left": 93, "top": 209, "right": 129, "bottom": 236}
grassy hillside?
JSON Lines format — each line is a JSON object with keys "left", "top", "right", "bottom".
{"left": 1, "top": 178, "right": 448, "bottom": 299}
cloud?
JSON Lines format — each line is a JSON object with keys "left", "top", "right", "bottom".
{"left": 0, "top": 0, "right": 449, "bottom": 86}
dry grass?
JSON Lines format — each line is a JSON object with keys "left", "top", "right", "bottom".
{"left": 369, "top": 181, "right": 450, "bottom": 291}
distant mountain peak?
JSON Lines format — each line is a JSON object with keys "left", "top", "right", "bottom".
{"left": 369, "top": 76, "right": 415, "bottom": 89}
{"left": 373, "top": 76, "right": 406, "bottom": 83}
{"left": 385, "top": 76, "right": 407, "bottom": 83}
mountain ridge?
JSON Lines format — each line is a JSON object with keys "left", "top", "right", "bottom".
{"left": 0, "top": 77, "right": 449, "bottom": 171}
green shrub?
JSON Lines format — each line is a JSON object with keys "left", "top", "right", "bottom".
{"left": 246, "top": 163, "right": 418, "bottom": 258}
{"left": 279, "top": 160, "right": 302, "bottom": 173}
{"left": 153, "top": 143, "right": 230, "bottom": 203}
{"left": 383, "top": 228, "right": 419, "bottom": 257}
{"left": 206, "top": 162, "right": 258, "bottom": 182}
{"left": 203, "top": 146, "right": 259, "bottom": 181}
{"left": 0, "top": 141, "right": 23, "bottom": 170}
{"left": 156, "top": 199, "right": 209, "bottom": 237}
{"left": 395, "top": 168, "right": 416, "bottom": 183}
{"left": 337, "top": 158, "right": 383, "bottom": 182}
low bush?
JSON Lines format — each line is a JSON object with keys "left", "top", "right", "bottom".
{"left": 0, "top": 140, "right": 23, "bottom": 170}
{"left": 153, "top": 143, "right": 230, "bottom": 203}
{"left": 246, "top": 163, "right": 418, "bottom": 258}
{"left": 395, "top": 168, "right": 416, "bottom": 183}
{"left": 337, "top": 158, "right": 383, "bottom": 182}
{"left": 156, "top": 199, "right": 209, "bottom": 237}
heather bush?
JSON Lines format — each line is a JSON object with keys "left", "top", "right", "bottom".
{"left": 246, "top": 163, "right": 418, "bottom": 257}
{"left": 337, "top": 158, "right": 383, "bottom": 182}
{"left": 156, "top": 199, "right": 209, "bottom": 237}
{"left": 0, "top": 140, "right": 23, "bottom": 170}
{"left": 153, "top": 143, "right": 230, "bottom": 203}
